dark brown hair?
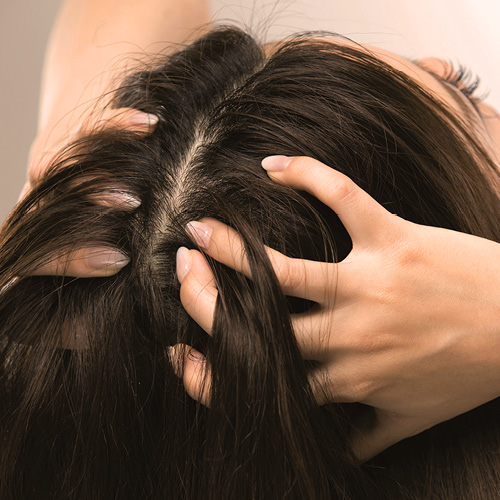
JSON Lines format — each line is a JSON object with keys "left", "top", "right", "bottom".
{"left": 1, "top": 27, "right": 500, "bottom": 499}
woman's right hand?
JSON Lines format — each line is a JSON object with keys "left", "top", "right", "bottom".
{"left": 22, "top": 108, "right": 158, "bottom": 277}
{"left": 174, "top": 155, "right": 500, "bottom": 462}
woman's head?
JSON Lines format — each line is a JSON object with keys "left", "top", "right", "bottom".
{"left": 1, "top": 26, "right": 500, "bottom": 499}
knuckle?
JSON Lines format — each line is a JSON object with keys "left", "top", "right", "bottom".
{"left": 179, "top": 276, "right": 217, "bottom": 325}
{"left": 392, "top": 234, "right": 426, "bottom": 268}
{"left": 276, "top": 257, "right": 305, "bottom": 291}
{"left": 184, "top": 360, "right": 211, "bottom": 405}
{"left": 308, "top": 373, "right": 333, "bottom": 405}
{"left": 309, "top": 369, "right": 374, "bottom": 405}
{"left": 328, "top": 175, "right": 357, "bottom": 205}
{"left": 347, "top": 323, "right": 394, "bottom": 355}
{"left": 179, "top": 280, "right": 196, "bottom": 311}
{"left": 286, "top": 156, "right": 316, "bottom": 185}
{"left": 288, "top": 156, "right": 308, "bottom": 175}
{"left": 337, "top": 377, "right": 374, "bottom": 403}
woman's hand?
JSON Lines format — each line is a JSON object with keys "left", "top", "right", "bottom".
{"left": 22, "top": 108, "right": 158, "bottom": 278}
{"left": 174, "top": 155, "right": 500, "bottom": 461}
{"left": 23, "top": 107, "right": 158, "bottom": 200}
{"left": 22, "top": 0, "right": 207, "bottom": 279}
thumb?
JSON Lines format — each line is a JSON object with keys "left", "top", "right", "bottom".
{"left": 262, "top": 155, "right": 399, "bottom": 248}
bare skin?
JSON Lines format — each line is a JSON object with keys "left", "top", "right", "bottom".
{"left": 25, "top": 107, "right": 158, "bottom": 277}
{"left": 19, "top": 0, "right": 500, "bottom": 464}
{"left": 176, "top": 156, "right": 500, "bottom": 461}
{"left": 171, "top": 37, "right": 500, "bottom": 461}
{"left": 22, "top": 0, "right": 210, "bottom": 277}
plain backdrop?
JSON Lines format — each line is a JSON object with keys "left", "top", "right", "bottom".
{"left": 1, "top": 0, "right": 499, "bottom": 222}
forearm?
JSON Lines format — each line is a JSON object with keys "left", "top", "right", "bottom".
{"left": 37, "top": 0, "right": 210, "bottom": 135}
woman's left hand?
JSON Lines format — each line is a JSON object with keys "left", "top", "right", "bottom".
{"left": 22, "top": 108, "right": 158, "bottom": 277}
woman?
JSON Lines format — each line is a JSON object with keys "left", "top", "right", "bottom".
{"left": 3, "top": 14, "right": 500, "bottom": 497}
{"left": 23, "top": 3, "right": 500, "bottom": 461}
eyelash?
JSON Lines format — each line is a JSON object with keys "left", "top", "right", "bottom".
{"left": 440, "top": 62, "right": 484, "bottom": 109}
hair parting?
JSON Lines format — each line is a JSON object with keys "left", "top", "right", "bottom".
{"left": 1, "top": 26, "right": 500, "bottom": 499}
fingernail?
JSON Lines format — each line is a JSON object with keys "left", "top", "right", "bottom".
{"left": 176, "top": 247, "right": 192, "bottom": 283}
{"left": 97, "top": 190, "right": 141, "bottom": 209}
{"left": 186, "top": 221, "right": 212, "bottom": 249}
{"left": 188, "top": 348, "right": 203, "bottom": 362}
{"left": 261, "top": 155, "right": 292, "bottom": 172}
{"left": 128, "top": 112, "right": 159, "bottom": 127}
{"left": 84, "top": 247, "right": 130, "bottom": 270}
{"left": 167, "top": 345, "right": 183, "bottom": 378}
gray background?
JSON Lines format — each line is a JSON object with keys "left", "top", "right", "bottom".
{"left": 1, "top": 0, "right": 499, "bottom": 222}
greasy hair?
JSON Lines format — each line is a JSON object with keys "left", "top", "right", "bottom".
{"left": 1, "top": 27, "right": 500, "bottom": 500}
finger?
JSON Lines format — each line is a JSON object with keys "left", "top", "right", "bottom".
{"left": 262, "top": 156, "right": 398, "bottom": 247}
{"left": 291, "top": 308, "right": 334, "bottom": 360}
{"left": 291, "top": 297, "right": 368, "bottom": 360}
{"left": 30, "top": 246, "right": 130, "bottom": 277}
{"left": 350, "top": 410, "right": 425, "bottom": 463}
{"left": 307, "top": 362, "right": 365, "bottom": 405}
{"left": 25, "top": 109, "right": 158, "bottom": 198}
{"left": 307, "top": 368, "right": 334, "bottom": 406}
{"left": 183, "top": 347, "right": 212, "bottom": 406}
{"left": 21, "top": 173, "right": 142, "bottom": 210}
{"left": 169, "top": 344, "right": 212, "bottom": 407}
{"left": 86, "top": 188, "right": 141, "bottom": 210}
{"left": 306, "top": 355, "right": 368, "bottom": 405}
{"left": 186, "top": 218, "right": 336, "bottom": 302}
{"left": 83, "top": 108, "right": 159, "bottom": 136}
{"left": 177, "top": 248, "right": 218, "bottom": 334}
